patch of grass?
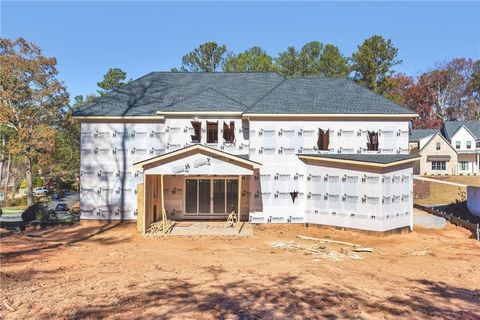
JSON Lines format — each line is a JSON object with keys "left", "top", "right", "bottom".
{"left": 414, "top": 181, "right": 466, "bottom": 205}
{"left": 427, "top": 175, "right": 480, "bottom": 187}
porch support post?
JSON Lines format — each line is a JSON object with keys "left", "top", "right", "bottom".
{"left": 140, "top": 173, "right": 146, "bottom": 234}
{"left": 237, "top": 175, "right": 242, "bottom": 222}
{"left": 160, "top": 174, "right": 165, "bottom": 230}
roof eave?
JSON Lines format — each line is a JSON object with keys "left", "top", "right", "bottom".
{"left": 297, "top": 155, "right": 420, "bottom": 168}
{"left": 242, "top": 113, "right": 419, "bottom": 120}
{"left": 73, "top": 115, "right": 165, "bottom": 121}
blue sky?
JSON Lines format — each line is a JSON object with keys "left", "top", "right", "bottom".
{"left": 2, "top": 1, "right": 479, "bottom": 100}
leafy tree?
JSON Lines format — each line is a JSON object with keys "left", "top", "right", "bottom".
{"left": 0, "top": 37, "right": 69, "bottom": 205}
{"left": 179, "top": 42, "right": 227, "bottom": 72}
{"left": 97, "top": 68, "right": 127, "bottom": 95}
{"left": 420, "top": 58, "right": 477, "bottom": 120}
{"left": 351, "top": 35, "right": 401, "bottom": 92}
{"left": 380, "top": 73, "right": 415, "bottom": 106}
{"left": 223, "top": 47, "right": 276, "bottom": 72}
{"left": 297, "top": 41, "right": 323, "bottom": 76}
{"left": 275, "top": 46, "right": 299, "bottom": 77}
{"left": 276, "top": 42, "right": 350, "bottom": 78}
{"left": 318, "top": 44, "right": 350, "bottom": 77}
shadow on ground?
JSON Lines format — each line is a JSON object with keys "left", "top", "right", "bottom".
{"left": 41, "top": 273, "right": 479, "bottom": 319}
{"left": 0, "top": 222, "right": 129, "bottom": 264}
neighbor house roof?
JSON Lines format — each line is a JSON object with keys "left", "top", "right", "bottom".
{"left": 74, "top": 72, "right": 417, "bottom": 117}
{"left": 409, "top": 129, "right": 439, "bottom": 142}
{"left": 442, "top": 120, "right": 480, "bottom": 140}
{"left": 297, "top": 153, "right": 419, "bottom": 168}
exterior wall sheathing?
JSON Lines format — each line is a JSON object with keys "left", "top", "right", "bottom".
{"left": 80, "top": 118, "right": 413, "bottom": 232}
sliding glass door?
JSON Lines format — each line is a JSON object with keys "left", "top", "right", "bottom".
{"left": 213, "top": 179, "right": 226, "bottom": 213}
{"left": 185, "top": 177, "right": 238, "bottom": 215}
{"left": 226, "top": 179, "right": 238, "bottom": 214}
{"left": 198, "top": 179, "right": 211, "bottom": 213}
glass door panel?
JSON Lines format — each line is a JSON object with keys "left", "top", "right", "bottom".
{"left": 213, "top": 179, "right": 226, "bottom": 213}
{"left": 198, "top": 179, "right": 211, "bottom": 214}
{"left": 185, "top": 179, "right": 198, "bottom": 213}
{"left": 226, "top": 179, "right": 239, "bottom": 213}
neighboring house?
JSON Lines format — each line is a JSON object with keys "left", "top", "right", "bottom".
{"left": 74, "top": 72, "right": 419, "bottom": 233}
{"left": 418, "top": 132, "right": 458, "bottom": 175}
{"left": 409, "top": 129, "right": 438, "bottom": 153}
{"left": 442, "top": 121, "right": 480, "bottom": 175}
{"left": 410, "top": 121, "right": 480, "bottom": 175}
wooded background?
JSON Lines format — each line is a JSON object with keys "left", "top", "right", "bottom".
{"left": 0, "top": 36, "right": 479, "bottom": 206}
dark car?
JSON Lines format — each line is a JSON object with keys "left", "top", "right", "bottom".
{"left": 51, "top": 192, "right": 63, "bottom": 200}
{"left": 55, "top": 202, "right": 69, "bottom": 212}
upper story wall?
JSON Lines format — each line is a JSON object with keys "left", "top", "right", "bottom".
{"left": 164, "top": 118, "right": 249, "bottom": 155}
{"left": 80, "top": 117, "right": 411, "bottom": 165}
{"left": 450, "top": 126, "right": 478, "bottom": 152}
{"left": 248, "top": 120, "right": 410, "bottom": 160}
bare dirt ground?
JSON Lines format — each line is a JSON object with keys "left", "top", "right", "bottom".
{"left": 1, "top": 219, "right": 480, "bottom": 320}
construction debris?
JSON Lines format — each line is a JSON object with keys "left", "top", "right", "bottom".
{"left": 353, "top": 247, "right": 374, "bottom": 253}
{"left": 411, "top": 246, "right": 432, "bottom": 256}
{"left": 270, "top": 238, "right": 372, "bottom": 261}
{"left": 146, "top": 220, "right": 176, "bottom": 237}
{"left": 297, "top": 235, "right": 359, "bottom": 247}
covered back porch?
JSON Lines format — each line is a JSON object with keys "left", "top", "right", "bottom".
{"left": 134, "top": 145, "right": 261, "bottom": 234}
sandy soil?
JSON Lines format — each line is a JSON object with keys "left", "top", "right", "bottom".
{"left": 1, "top": 220, "right": 480, "bottom": 320}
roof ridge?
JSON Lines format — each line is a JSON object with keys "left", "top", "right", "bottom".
{"left": 205, "top": 87, "right": 251, "bottom": 109}
{"left": 151, "top": 71, "right": 281, "bottom": 75}
{"left": 243, "top": 76, "right": 287, "bottom": 112}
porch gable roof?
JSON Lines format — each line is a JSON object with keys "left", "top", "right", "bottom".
{"left": 133, "top": 144, "right": 261, "bottom": 174}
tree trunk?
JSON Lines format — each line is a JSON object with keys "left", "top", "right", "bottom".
{"left": 4, "top": 155, "right": 11, "bottom": 199}
{"left": 0, "top": 136, "right": 5, "bottom": 184}
{"left": 25, "top": 157, "right": 34, "bottom": 206}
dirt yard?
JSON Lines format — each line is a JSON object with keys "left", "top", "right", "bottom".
{"left": 1, "top": 220, "right": 480, "bottom": 319}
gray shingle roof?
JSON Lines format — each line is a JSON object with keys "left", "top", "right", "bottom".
{"left": 247, "top": 77, "right": 415, "bottom": 114}
{"left": 299, "top": 153, "right": 418, "bottom": 164}
{"left": 442, "top": 120, "right": 480, "bottom": 140}
{"left": 74, "top": 72, "right": 416, "bottom": 116}
{"left": 409, "top": 129, "right": 439, "bottom": 142}
{"left": 161, "top": 87, "right": 248, "bottom": 112}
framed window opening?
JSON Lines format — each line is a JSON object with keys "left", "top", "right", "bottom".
{"left": 317, "top": 129, "right": 330, "bottom": 150}
{"left": 367, "top": 131, "right": 379, "bottom": 151}
{"left": 191, "top": 121, "right": 202, "bottom": 143}
{"left": 435, "top": 142, "right": 441, "bottom": 150}
{"left": 223, "top": 121, "right": 235, "bottom": 143}
{"left": 207, "top": 121, "right": 218, "bottom": 143}
{"left": 466, "top": 141, "right": 471, "bottom": 149}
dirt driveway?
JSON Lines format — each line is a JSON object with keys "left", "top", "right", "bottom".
{"left": 1, "top": 220, "right": 479, "bottom": 319}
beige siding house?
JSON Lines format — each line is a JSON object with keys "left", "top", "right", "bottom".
{"left": 418, "top": 133, "right": 457, "bottom": 175}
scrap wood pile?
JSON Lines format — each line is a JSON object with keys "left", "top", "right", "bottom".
{"left": 271, "top": 235, "right": 374, "bottom": 261}
{"left": 146, "top": 220, "right": 175, "bottom": 237}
